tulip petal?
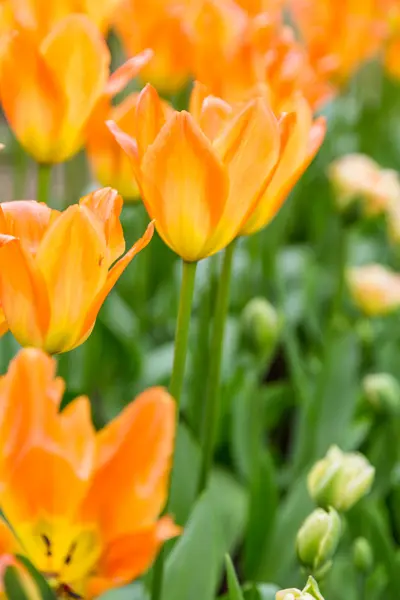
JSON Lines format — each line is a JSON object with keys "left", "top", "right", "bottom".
{"left": 206, "top": 98, "right": 280, "bottom": 253}
{"left": 199, "top": 95, "right": 233, "bottom": 140}
{"left": 105, "top": 49, "right": 154, "bottom": 97}
{"left": 107, "top": 120, "right": 140, "bottom": 177}
{"left": 0, "top": 32, "right": 65, "bottom": 163}
{"left": 82, "top": 387, "right": 175, "bottom": 540}
{"left": 140, "top": 112, "right": 229, "bottom": 261}
{"left": 80, "top": 188, "right": 125, "bottom": 266}
{"left": 87, "top": 518, "right": 180, "bottom": 597}
{"left": 77, "top": 221, "right": 154, "bottom": 350}
{"left": 35, "top": 205, "right": 109, "bottom": 354}
{"left": 0, "top": 308, "right": 8, "bottom": 337}
{"left": 59, "top": 396, "right": 96, "bottom": 481}
{"left": 0, "top": 235, "right": 50, "bottom": 347}
{"left": 41, "top": 15, "right": 110, "bottom": 155}
{"left": 0, "top": 200, "right": 57, "bottom": 256}
{"left": 134, "top": 84, "right": 168, "bottom": 159}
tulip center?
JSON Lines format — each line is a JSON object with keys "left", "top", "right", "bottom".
{"left": 18, "top": 519, "right": 102, "bottom": 598}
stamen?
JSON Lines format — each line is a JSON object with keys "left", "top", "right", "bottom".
{"left": 41, "top": 534, "right": 52, "bottom": 557}
{"left": 64, "top": 541, "right": 77, "bottom": 566}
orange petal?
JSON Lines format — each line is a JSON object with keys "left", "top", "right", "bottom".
{"left": 0, "top": 236, "right": 50, "bottom": 347}
{"left": 198, "top": 95, "right": 233, "bottom": 141}
{"left": 87, "top": 518, "right": 180, "bottom": 598}
{"left": 134, "top": 83, "right": 168, "bottom": 159}
{"left": 35, "top": 205, "right": 109, "bottom": 354}
{"left": 105, "top": 49, "right": 154, "bottom": 97}
{"left": 0, "top": 200, "right": 56, "bottom": 256}
{"left": 82, "top": 387, "right": 175, "bottom": 541}
{"left": 140, "top": 112, "right": 229, "bottom": 261}
{"left": 205, "top": 97, "right": 280, "bottom": 253}
{"left": 41, "top": 15, "right": 110, "bottom": 160}
{"left": 79, "top": 188, "right": 125, "bottom": 266}
{"left": 59, "top": 396, "right": 96, "bottom": 481}
{"left": 242, "top": 98, "right": 326, "bottom": 235}
{"left": 189, "top": 81, "right": 210, "bottom": 122}
{"left": 77, "top": 222, "right": 154, "bottom": 346}
{"left": 0, "top": 31, "right": 65, "bottom": 163}
{"left": 0, "top": 307, "right": 8, "bottom": 337}
{"left": 0, "top": 520, "right": 18, "bottom": 555}
{"left": 106, "top": 120, "right": 140, "bottom": 177}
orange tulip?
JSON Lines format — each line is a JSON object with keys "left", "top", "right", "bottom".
{"left": 0, "top": 15, "right": 150, "bottom": 164}
{"left": 348, "top": 264, "right": 400, "bottom": 316}
{"left": 240, "top": 95, "right": 326, "bottom": 235}
{"left": 108, "top": 82, "right": 281, "bottom": 261}
{"left": 0, "top": 188, "right": 153, "bottom": 353}
{"left": 113, "top": 0, "right": 193, "bottom": 94}
{"left": 289, "top": 0, "right": 389, "bottom": 83}
{"left": 0, "top": 347, "right": 179, "bottom": 598}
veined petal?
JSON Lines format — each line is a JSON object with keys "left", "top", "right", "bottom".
{"left": 134, "top": 83, "right": 168, "bottom": 159}
{"left": 35, "top": 205, "right": 109, "bottom": 354}
{"left": 105, "top": 49, "right": 154, "bottom": 97}
{"left": 87, "top": 518, "right": 180, "bottom": 598}
{"left": 82, "top": 387, "right": 175, "bottom": 540}
{"left": 0, "top": 200, "right": 57, "bottom": 256}
{"left": 205, "top": 97, "right": 280, "bottom": 253}
{"left": 76, "top": 222, "right": 154, "bottom": 349}
{"left": 41, "top": 15, "right": 110, "bottom": 159}
{"left": 242, "top": 98, "right": 326, "bottom": 235}
{"left": 0, "top": 235, "right": 50, "bottom": 347}
{"left": 140, "top": 112, "right": 229, "bottom": 261}
{"left": 80, "top": 188, "right": 125, "bottom": 266}
{"left": 0, "top": 31, "right": 65, "bottom": 163}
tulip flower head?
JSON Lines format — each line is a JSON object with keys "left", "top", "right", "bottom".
{"left": 347, "top": 264, "right": 400, "bottom": 316}
{"left": 0, "top": 15, "right": 151, "bottom": 164}
{"left": 0, "top": 188, "right": 153, "bottom": 353}
{"left": 0, "top": 348, "right": 179, "bottom": 598}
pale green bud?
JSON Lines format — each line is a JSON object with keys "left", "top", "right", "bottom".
{"left": 353, "top": 537, "right": 374, "bottom": 573}
{"left": 276, "top": 577, "right": 324, "bottom": 600}
{"left": 308, "top": 445, "right": 375, "bottom": 512}
{"left": 363, "top": 373, "right": 400, "bottom": 417}
{"left": 241, "top": 297, "right": 281, "bottom": 357}
{"left": 296, "top": 507, "right": 341, "bottom": 573}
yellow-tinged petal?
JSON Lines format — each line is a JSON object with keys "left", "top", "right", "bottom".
{"left": 134, "top": 83, "right": 168, "bottom": 160}
{"left": 0, "top": 307, "right": 8, "bottom": 337}
{"left": 0, "top": 236, "right": 50, "bottom": 347}
{"left": 105, "top": 49, "right": 153, "bottom": 97}
{"left": 82, "top": 387, "right": 175, "bottom": 540}
{"left": 106, "top": 120, "right": 140, "bottom": 177}
{"left": 77, "top": 221, "right": 154, "bottom": 347}
{"left": 35, "top": 205, "right": 109, "bottom": 354}
{"left": 0, "top": 200, "right": 56, "bottom": 255}
{"left": 80, "top": 188, "right": 125, "bottom": 266}
{"left": 59, "top": 396, "right": 96, "bottom": 481}
{"left": 242, "top": 98, "right": 326, "bottom": 235}
{"left": 198, "top": 95, "right": 233, "bottom": 141}
{"left": 40, "top": 15, "right": 110, "bottom": 160}
{"left": 140, "top": 112, "right": 229, "bottom": 261}
{"left": 204, "top": 97, "right": 280, "bottom": 254}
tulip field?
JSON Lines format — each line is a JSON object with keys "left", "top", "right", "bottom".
{"left": 0, "top": 1, "right": 400, "bottom": 599}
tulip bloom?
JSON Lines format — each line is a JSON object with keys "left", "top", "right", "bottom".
{"left": 347, "top": 264, "right": 400, "bottom": 316}
{"left": 0, "top": 348, "right": 179, "bottom": 598}
{"left": 108, "top": 82, "right": 282, "bottom": 261}
{"left": 0, "top": 15, "right": 150, "bottom": 164}
{"left": 0, "top": 188, "right": 153, "bottom": 353}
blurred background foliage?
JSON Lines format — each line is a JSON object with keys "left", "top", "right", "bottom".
{"left": 2, "top": 40, "right": 400, "bottom": 600}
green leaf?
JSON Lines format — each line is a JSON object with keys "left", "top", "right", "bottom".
{"left": 99, "top": 582, "right": 148, "bottom": 600}
{"left": 15, "top": 556, "right": 56, "bottom": 600}
{"left": 225, "top": 555, "right": 244, "bottom": 600}
{"left": 4, "top": 566, "right": 30, "bottom": 600}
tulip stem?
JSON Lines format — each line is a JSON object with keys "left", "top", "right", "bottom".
{"left": 197, "top": 239, "right": 236, "bottom": 494}
{"left": 37, "top": 163, "right": 52, "bottom": 204}
{"left": 151, "top": 259, "right": 197, "bottom": 600}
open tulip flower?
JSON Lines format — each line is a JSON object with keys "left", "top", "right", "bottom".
{"left": 0, "top": 188, "right": 153, "bottom": 353}
{"left": 0, "top": 347, "right": 179, "bottom": 598}
{"left": 108, "top": 83, "right": 325, "bottom": 260}
{"left": 0, "top": 14, "right": 152, "bottom": 164}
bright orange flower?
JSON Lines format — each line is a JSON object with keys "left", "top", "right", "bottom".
{"left": 240, "top": 95, "right": 326, "bottom": 235}
{"left": 113, "top": 0, "right": 193, "bottom": 94}
{"left": 0, "top": 188, "right": 153, "bottom": 353}
{"left": 289, "top": 0, "right": 389, "bottom": 83}
{"left": 108, "top": 82, "right": 282, "bottom": 261}
{"left": 0, "top": 15, "right": 149, "bottom": 164}
{"left": 384, "top": 2, "right": 400, "bottom": 80}
{"left": 0, "top": 348, "right": 179, "bottom": 598}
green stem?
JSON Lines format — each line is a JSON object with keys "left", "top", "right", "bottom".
{"left": 37, "top": 163, "right": 52, "bottom": 204}
{"left": 197, "top": 239, "right": 236, "bottom": 494}
{"left": 151, "top": 259, "right": 197, "bottom": 600}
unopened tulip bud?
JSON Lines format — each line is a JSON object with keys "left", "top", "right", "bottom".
{"left": 308, "top": 445, "right": 375, "bottom": 512}
{"left": 276, "top": 577, "right": 324, "bottom": 600}
{"left": 296, "top": 508, "right": 341, "bottom": 573}
{"left": 241, "top": 297, "right": 281, "bottom": 357}
{"left": 352, "top": 537, "right": 373, "bottom": 573}
{"left": 363, "top": 373, "right": 400, "bottom": 416}
{"left": 347, "top": 264, "right": 400, "bottom": 316}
